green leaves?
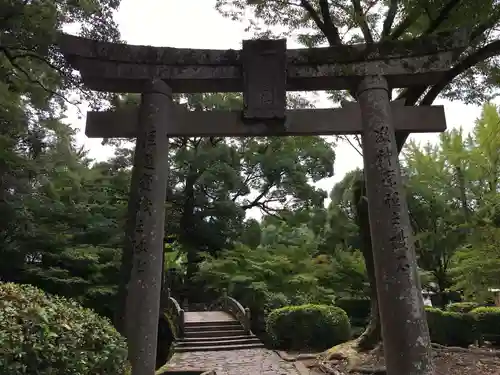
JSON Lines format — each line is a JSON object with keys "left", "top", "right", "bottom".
{"left": 0, "top": 283, "right": 129, "bottom": 375}
{"left": 402, "top": 102, "right": 500, "bottom": 301}
{"left": 197, "top": 223, "right": 336, "bottom": 310}
{"left": 215, "top": 0, "right": 500, "bottom": 105}
{"left": 266, "top": 304, "right": 351, "bottom": 350}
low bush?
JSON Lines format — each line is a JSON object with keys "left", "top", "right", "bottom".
{"left": 266, "top": 304, "right": 351, "bottom": 350}
{"left": 425, "top": 307, "right": 476, "bottom": 347}
{"left": 335, "top": 297, "right": 371, "bottom": 326}
{"left": 0, "top": 282, "right": 129, "bottom": 375}
{"left": 471, "top": 307, "right": 500, "bottom": 345}
{"left": 446, "top": 302, "right": 480, "bottom": 314}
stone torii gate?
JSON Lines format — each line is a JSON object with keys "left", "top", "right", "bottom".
{"left": 58, "top": 30, "right": 466, "bottom": 375}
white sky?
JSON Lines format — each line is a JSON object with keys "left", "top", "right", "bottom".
{"left": 70, "top": 0, "right": 491, "bottom": 217}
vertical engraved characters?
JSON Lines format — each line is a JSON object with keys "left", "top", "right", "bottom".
{"left": 125, "top": 79, "right": 172, "bottom": 375}
{"left": 358, "top": 76, "right": 433, "bottom": 375}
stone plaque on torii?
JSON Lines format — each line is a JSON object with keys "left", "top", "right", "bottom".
{"left": 58, "top": 29, "right": 467, "bottom": 375}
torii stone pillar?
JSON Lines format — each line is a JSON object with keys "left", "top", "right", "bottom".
{"left": 357, "top": 76, "right": 433, "bottom": 375}
{"left": 125, "top": 79, "right": 171, "bottom": 375}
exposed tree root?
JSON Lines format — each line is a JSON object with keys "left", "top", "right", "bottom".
{"left": 274, "top": 350, "right": 321, "bottom": 362}
{"left": 313, "top": 340, "right": 500, "bottom": 375}
{"left": 431, "top": 343, "right": 500, "bottom": 357}
{"left": 318, "top": 340, "right": 386, "bottom": 374}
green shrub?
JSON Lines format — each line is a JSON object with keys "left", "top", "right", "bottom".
{"left": 446, "top": 302, "right": 480, "bottom": 313}
{"left": 0, "top": 282, "right": 129, "bottom": 375}
{"left": 263, "top": 292, "right": 291, "bottom": 314}
{"left": 471, "top": 307, "right": 500, "bottom": 344}
{"left": 335, "top": 297, "right": 371, "bottom": 326}
{"left": 425, "top": 307, "right": 476, "bottom": 347}
{"left": 266, "top": 304, "right": 351, "bottom": 350}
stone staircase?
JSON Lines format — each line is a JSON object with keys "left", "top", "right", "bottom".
{"left": 174, "top": 312, "right": 264, "bottom": 353}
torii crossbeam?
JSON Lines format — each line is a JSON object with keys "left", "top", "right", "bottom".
{"left": 85, "top": 101, "right": 446, "bottom": 138}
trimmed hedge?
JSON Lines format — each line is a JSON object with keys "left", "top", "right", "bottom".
{"left": 266, "top": 304, "right": 351, "bottom": 350}
{"left": 446, "top": 302, "right": 480, "bottom": 314}
{"left": 335, "top": 297, "right": 371, "bottom": 326}
{"left": 425, "top": 307, "right": 476, "bottom": 347}
{"left": 0, "top": 283, "right": 129, "bottom": 375}
{"left": 471, "top": 307, "right": 500, "bottom": 345}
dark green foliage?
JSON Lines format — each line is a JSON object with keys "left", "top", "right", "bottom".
{"left": 163, "top": 312, "right": 179, "bottom": 339}
{"left": 425, "top": 307, "right": 477, "bottom": 347}
{"left": 447, "top": 302, "right": 481, "bottom": 313}
{"left": 266, "top": 304, "right": 351, "bottom": 351}
{"left": 0, "top": 0, "right": 126, "bottom": 323}
{"left": 335, "top": 297, "right": 371, "bottom": 326}
{"left": 471, "top": 307, "right": 500, "bottom": 344}
{"left": 0, "top": 283, "right": 129, "bottom": 375}
{"left": 157, "top": 314, "right": 177, "bottom": 368}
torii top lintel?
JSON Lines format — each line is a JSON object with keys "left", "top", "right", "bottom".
{"left": 57, "top": 29, "right": 467, "bottom": 94}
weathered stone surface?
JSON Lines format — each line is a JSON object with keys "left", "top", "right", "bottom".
{"left": 125, "top": 79, "right": 172, "bottom": 375}
{"left": 57, "top": 30, "right": 467, "bottom": 93}
{"left": 57, "top": 29, "right": 467, "bottom": 65}
{"left": 357, "top": 75, "right": 433, "bottom": 375}
{"left": 68, "top": 52, "right": 454, "bottom": 93}
{"left": 242, "top": 39, "right": 286, "bottom": 122}
{"left": 85, "top": 104, "right": 446, "bottom": 138}
{"left": 167, "top": 349, "right": 300, "bottom": 375}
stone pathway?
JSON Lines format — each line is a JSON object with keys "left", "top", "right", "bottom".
{"left": 184, "top": 311, "right": 234, "bottom": 324}
{"left": 167, "top": 348, "right": 301, "bottom": 375}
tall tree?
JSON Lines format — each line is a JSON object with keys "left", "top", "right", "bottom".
{"left": 0, "top": 0, "right": 122, "bottom": 323}
{"left": 168, "top": 93, "right": 336, "bottom": 302}
{"left": 113, "top": 92, "right": 336, "bottom": 325}
{"left": 403, "top": 138, "right": 467, "bottom": 306}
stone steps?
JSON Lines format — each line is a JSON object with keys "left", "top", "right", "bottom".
{"left": 184, "top": 329, "right": 247, "bottom": 338}
{"left": 175, "top": 313, "right": 264, "bottom": 352}
{"left": 180, "top": 335, "right": 255, "bottom": 342}
{"left": 175, "top": 342, "right": 264, "bottom": 353}
{"left": 185, "top": 324, "right": 242, "bottom": 332}
{"left": 177, "top": 336, "right": 262, "bottom": 347}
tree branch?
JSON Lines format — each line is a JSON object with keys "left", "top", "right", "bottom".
{"left": 424, "top": 0, "right": 462, "bottom": 36}
{"left": 391, "top": 0, "right": 464, "bottom": 108}
{"left": 300, "top": 0, "right": 342, "bottom": 45}
{"left": 351, "top": 0, "right": 373, "bottom": 43}
{"left": 390, "top": 7, "right": 421, "bottom": 40}
{"left": 421, "top": 39, "right": 500, "bottom": 105}
{"left": 0, "top": 46, "right": 80, "bottom": 110}
{"left": 381, "top": 0, "right": 398, "bottom": 39}
{"left": 392, "top": 0, "right": 460, "bottom": 40}
{"left": 469, "top": 7, "right": 500, "bottom": 42}
{"left": 319, "top": 0, "right": 342, "bottom": 45}
{"left": 338, "top": 135, "right": 363, "bottom": 157}
{"left": 240, "top": 183, "right": 275, "bottom": 210}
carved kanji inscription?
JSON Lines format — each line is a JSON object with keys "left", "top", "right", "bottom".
{"left": 242, "top": 39, "right": 286, "bottom": 123}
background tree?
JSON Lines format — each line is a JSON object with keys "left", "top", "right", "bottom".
{"left": 0, "top": 0, "right": 123, "bottom": 317}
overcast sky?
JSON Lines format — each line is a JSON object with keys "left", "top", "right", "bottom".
{"left": 69, "top": 0, "right": 488, "bottom": 212}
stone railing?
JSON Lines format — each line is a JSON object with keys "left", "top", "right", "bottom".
{"left": 211, "top": 289, "right": 251, "bottom": 334}
{"left": 163, "top": 288, "right": 184, "bottom": 338}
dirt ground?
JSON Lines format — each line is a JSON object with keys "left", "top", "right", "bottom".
{"left": 286, "top": 343, "right": 500, "bottom": 375}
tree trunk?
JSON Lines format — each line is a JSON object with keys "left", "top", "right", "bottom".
{"left": 353, "top": 177, "right": 381, "bottom": 350}
{"left": 455, "top": 166, "right": 469, "bottom": 222}
{"left": 180, "top": 173, "right": 200, "bottom": 304}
